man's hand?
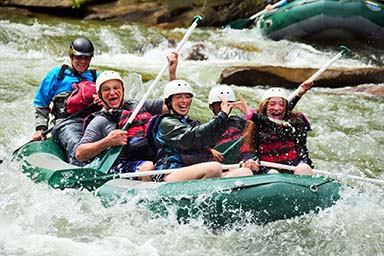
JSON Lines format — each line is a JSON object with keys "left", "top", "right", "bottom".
{"left": 32, "top": 130, "right": 46, "bottom": 141}
{"left": 106, "top": 130, "right": 128, "bottom": 147}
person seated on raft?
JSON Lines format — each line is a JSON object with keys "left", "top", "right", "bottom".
{"left": 240, "top": 87, "right": 314, "bottom": 175}
{"left": 75, "top": 52, "right": 178, "bottom": 180}
{"left": 151, "top": 80, "right": 254, "bottom": 182}
{"left": 32, "top": 38, "right": 101, "bottom": 166}
{"left": 207, "top": 85, "right": 253, "bottom": 163}
{"left": 207, "top": 80, "right": 314, "bottom": 164}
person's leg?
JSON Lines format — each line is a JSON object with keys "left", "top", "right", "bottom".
{"left": 52, "top": 119, "right": 85, "bottom": 166}
{"left": 164, "top": 162, "right": 222, "bottom": 182}
{"left": 222, "top": 167, "right": 253, "bottom": 178}
{"left": 294, "top": 163, "right": 313, "bottom": 175}
{"left": 137, "top": 161, "right": 155, "bottom": 181}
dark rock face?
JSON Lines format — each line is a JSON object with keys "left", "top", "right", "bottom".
{"left": 0, "top": 0, "right": 265, "bottom": 28}
{"left": 218, "top": 66, "right": 384, "bottom": 89}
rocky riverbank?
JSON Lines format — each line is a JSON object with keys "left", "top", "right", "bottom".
{"left": 0, "top": 0, "right": 266, "bottom": 28}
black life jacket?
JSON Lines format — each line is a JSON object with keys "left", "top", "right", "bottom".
{"left": 148, "top": 114, "right": 210, "bottom": 169}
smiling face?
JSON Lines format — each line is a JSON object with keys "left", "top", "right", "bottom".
{"left": 170, "top": 93, "right": 192, "bottom": 116}
{"left": 70, "top": 55, "right": 91, "bottom": 73}
{"left": 99, "top": 79, "right": 124, "bottom": 109}
{"left": 266, "top": 97, "right": 287, "bottom": 120}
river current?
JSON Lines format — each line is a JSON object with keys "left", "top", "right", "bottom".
{"left": 0, "top": 15, "right": 383, "bottom": 256}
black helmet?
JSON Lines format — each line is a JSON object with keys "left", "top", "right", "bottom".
{"left": 69, "top": 38, "right": 94, "bottom": 57}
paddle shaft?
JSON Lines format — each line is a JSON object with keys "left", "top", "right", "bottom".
{"left": 221, "top": 136, "right": 244, "bottom": 156}
{"left": 260, "top": 161, "right": 384, "bottom": 186}
{"left": 122, "top": 16, "right": 202, "bottom": 129}
{"left": 223, "top": 160, "right": 384, "bottom": 186}
{"left": 94, "top": 16, "right": 203, "bottom": 173}
{"left": 288, "top": 46, "right": 350, "bottom": 101}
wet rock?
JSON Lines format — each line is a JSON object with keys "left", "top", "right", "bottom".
{"left": 218, "top": 66, "right": 384, "bottom": 88}
{"left": 186, "top": 43, "right": 208, "bottom": 61}
{"left": 0, "top": 0, "right": 266, "bottom": 28}
{"left": 337, "top": 84, "right": 384, "bottom": 97}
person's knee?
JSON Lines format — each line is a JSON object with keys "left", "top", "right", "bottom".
{"left": 207, "top": 162, "right": 222, "bottom": 177}
{"left": 139, "top": 161, "right": 155, "bottom": 171}
{"left": 294, "top": 163, "right": 313, "bottom": 175}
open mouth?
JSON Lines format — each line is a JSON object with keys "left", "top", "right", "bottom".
{"left": 270, "top": 112, "right": 282, "bottom": 119}
{"left": 108, "top": 96, "right": 120, "bottom": 106}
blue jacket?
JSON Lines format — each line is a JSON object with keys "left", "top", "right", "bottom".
{"left": 34, "top": 65, "right": 97, "bottom": 107}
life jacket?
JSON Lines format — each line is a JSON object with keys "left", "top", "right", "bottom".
{"left": 214, "top": 116, "right": 258, "bottom": 163}
{"left": 82, "top": 107, "right": 156, "bottom": 161}
{"left": 255, "top": 112, "right": 311, "bottom": 173}
{"left": 215, "top": 117, "right": 244, "bottom": 145}
{"left": 148, "top": 114, "right": 210, "bottom": 169}
{"left": 258, "top": 137, "right": 299, "bottom": 164}
{"left": 51, "top": 64, "right": 98, "bottom": 119}
{"left": 118, "top": 109, "right": 152, "bottom": 138}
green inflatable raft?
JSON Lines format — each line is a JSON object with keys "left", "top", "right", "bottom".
{"left": 256, "top": 0, "right": 384, "bottom": 41}
{"left": 14, "top": 138, "right": 342, "bottom": 226}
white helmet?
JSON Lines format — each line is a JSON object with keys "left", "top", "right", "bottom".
{"left": 96, "top": 70, "right": 124, "bottom": 92}
{"left": 163, "top": 80, "right": 193, "bottom": 99}
{"left": 261, "top": 87, "right": 288, "bottom": 102}
{"left": 208, "top": 85, "right": 236, "bottom": 104}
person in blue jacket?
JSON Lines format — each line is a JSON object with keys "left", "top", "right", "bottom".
{"left": 32, "top": 38, "right": 99, "bottom": 166}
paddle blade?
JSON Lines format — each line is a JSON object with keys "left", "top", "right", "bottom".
{"left": 86, "top": 145, "right": 123, "bottom": 173}
{"left": 227, "top": 18, "right": 253, "bottom": 29}
{"left": 48, "top": 167, "right": 116, "bottom": 191}
{"left": 214, "top": 140, "right": 242, "bottom": 164}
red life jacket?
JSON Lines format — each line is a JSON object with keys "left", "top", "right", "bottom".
{"left": 258, "top": 136, "right": 299, "bottom": 163}
{"left": 118, "top": 109, "right": 152, "bottom": 139}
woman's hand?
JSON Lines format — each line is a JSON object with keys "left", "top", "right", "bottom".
{"left": 167, "top": 51, "right": 178, "bottom": 81}
{"left": 232, "top": 94, "right": 248, "bottom": 115}
{"left": 210, "top": 148, "right": 224, "bottom": 162}
{"left": 220, "top": 95, "right": 233, "bottom": 115}
{"left": 297, "top": 80, "right": 314, "bottom": 97}
{"left": 240, "top": 159, "right": 260, "bottom": 173}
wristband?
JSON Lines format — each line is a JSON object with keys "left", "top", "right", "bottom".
{"left": 245, "top": 108, "right": 255, "bottom": 121}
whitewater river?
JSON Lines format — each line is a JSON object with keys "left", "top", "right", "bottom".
{"left": 0, "top": 14, "right": 383, "bottom": 256}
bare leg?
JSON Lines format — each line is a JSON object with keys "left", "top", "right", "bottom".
{"left": 164, "top": 162, "right": 222, "bottom": 182}
{"left": 222, "top": 167, "right": 253, "bottom": 178}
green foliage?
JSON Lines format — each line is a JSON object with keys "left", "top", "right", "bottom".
{"left": 72, "top": 0, "right": 85, "bottom": 8}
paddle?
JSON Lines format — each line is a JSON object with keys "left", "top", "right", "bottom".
{"left": 12, "top": 102, "right": 97, "bottom": 156}
{"left": 87, "top": 15, "right": 204, "bottom": 174}
{"left": 227, "top": 0, "right": 286, "bottom": 29}
{"left": 288, "top": 45, "right": 350, "bottom": 102}
{"left": 222, "top": 161, "right": 384, "bottom": 186}
{"left": 259, "top": 161, "right": 384, "bottom": 186}
{"left": 89, "top": 163, "right": 242, "bottom": 181}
